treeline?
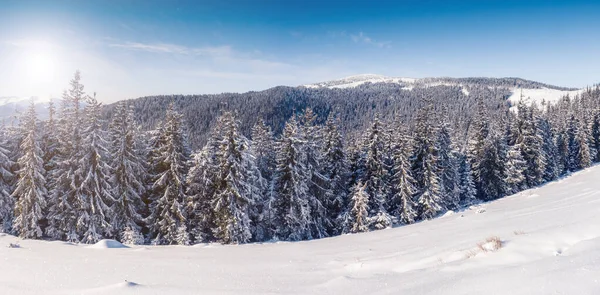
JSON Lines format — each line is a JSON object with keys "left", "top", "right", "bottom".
{"left": 1, "top": 71, "right": 599, "bottom": 245}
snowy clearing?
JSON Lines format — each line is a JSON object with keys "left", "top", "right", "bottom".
{"left": 2, "top": 166, "right": 600, "bottom": 294}
{"left": 507, "top": 87, "right": 584, "bottom": 106}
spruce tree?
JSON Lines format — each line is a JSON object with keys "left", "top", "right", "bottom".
{"left": 272, "top": 117, "right": 312, "bottom": 241}
{"left": 361, "top": 115, "right": 393, "bottom": 229}
{"left": 78, "top": 94, "right": 115, "bottom": 243}
{"left": 300, "top": 108, "right": 329, "bottom": 239}
{"left": 504, "top": 143, "right": 527, "bottom": 195}
{"left": 436, "top": 119, "right": 459, "bottom": 210}
{"left": 390, "top": 129, "right": 417, "bottom": 224}
{"left": 343, "top": 182, "right": 369, "bottom": 234}
{"left": 46, "top": 71, "right": 87, "bottom": 242}
{"left": 108, "top": 101, "right": 146, "bottom": 242}
{"left": 320, "top": 113, "right": 348, "bottom": 235}
{"left": 412, "top": 102, "right": 444, "bottom": 219}
{"left": 455, "top": 151, "right": 477, "bottom": 206}
{"left": 0, "top": 127, "right": 15, "bottom": 233}
{"left": 147, "top": 103, "right": 190, "bottom": 245}
{"left": 210, "top": 112, "right": 254, "bottom": 244}
{"left": 11, "top": 101, "right": 47, "bottom": 239}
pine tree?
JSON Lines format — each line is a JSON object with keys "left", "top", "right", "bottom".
{"left": 361, "top": 115, "right": 393, "bottom": 229}
{"left": 11, "top": 101, "right": 47, "bottom": 239}
{"left": 272, "top": 117, "right": 311, "bottom": 241}
{"left": 147, "top": 103, "right": 190, "bottom": 245}
{"left": 0, "top": 127, "right": 15, "bottom": 233}
{"left": 186, "top": 147, "right": 218, "bottom": 243}
{"left": 455, "top": 151, "right": 477, "bottom": 206}
{"left": 46, "top": 71, "right": 87, "bottom": 242}
{"left": 567, "top": 115, "right": 591, "bottom": 171}
{"left": 517, "top": 102, "right": 546, "bottom": 187}
{"left": 591, "top": 110, "right": 600, "bottom": 162}
{"left": 390, "top": 129, "right": 417, "bottom": 224}
{"left": 556, "top": 130, "right": 570, "bottom": 175}
{"left": 538, "top": 118, "right": 559, "bottom": 181}
{"left": 504, "top": 143, "right": 527, "bottom": 195}
{"left": 251, "top": 118, "right": 276, "bottom": 182}
{"left": 320, "top": 113, "right": 348, "bottom": 235}
{"left": 78, "top": 94, "right": 115, "bottom": 243}
{"left": 108, "top": 101, "right": 146, "bottom": 242}
{"left": 412, "top": 102, "right": 444, "bottom": 219}
{"left": 300, "top": 108, "right": 329, "bottom": 239}
{"left": 436, "top": 119, "right": 459, "bottom": 210}
{"left": 210, "top": 112, "right": 254, "bottom": 244}
{"left": 343, "top": 182, "right": 369, "bottom": 233}
{"left": 477, "top": 132, "right": 507, "bottom": 201}
{"left": 121, "top": 225, "right": 145, "bottom": 245}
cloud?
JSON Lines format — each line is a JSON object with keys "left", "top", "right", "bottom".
{"left": 350, "top": 32, "right": 391, "bottom": 48}
{"left": 109, "top": 41, "right": 233, "bottom": 57}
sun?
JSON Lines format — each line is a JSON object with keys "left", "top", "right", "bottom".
{"left": 23, "top": 48, "right": 58, "bottom": 85}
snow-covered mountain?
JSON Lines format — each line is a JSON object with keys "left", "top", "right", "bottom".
{"left": 2, "top": 164, "right": 600, "bottom": 294}
{"left": 304, "top": 74, "right": 586, "bottom": 106}
{"left": 0, "top": 96, "right": 52, "bottom": 121}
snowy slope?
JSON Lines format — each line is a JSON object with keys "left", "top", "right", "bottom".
{"left": 507, "top": 87, "right": 585, "bottom": 106}
{"left": 2, "top": 166, "right": 600, "bottom": 294}
{"left": 304, "top": 75, "right": 585, "bottom": 106}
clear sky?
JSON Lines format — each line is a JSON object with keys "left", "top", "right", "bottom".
{"left": 1, "top": 0, "right": 599, "bottom": 102}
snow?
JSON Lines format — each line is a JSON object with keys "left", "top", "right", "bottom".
{"left": 2, "top": 165, "right": 600, "bottom": 294}
{"left": 507, "top": 87, "right": 584, "bottom": 107}
{"left": 303, "top": 74, "right": 418, "bottom": 89}
{"left": 304, "top": 75, "right": 587, "bottom": 107}
{"left": 87, "top": 239, "right": 129, "bottom": 249}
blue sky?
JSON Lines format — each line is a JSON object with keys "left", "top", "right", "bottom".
{"left": 1, "top": 0, "right": 599, "bottom": 102}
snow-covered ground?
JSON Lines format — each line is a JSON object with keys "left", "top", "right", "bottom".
{"left": 304, "top": 75, "right": 586, "bottom": 107}
{"left": 507, "top": 87, "right": 584, "bottom": 106}
{"left": 2, "top": 166, "right": 600, "bottom": 294}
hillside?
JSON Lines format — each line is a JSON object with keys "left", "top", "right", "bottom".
{"left": 2, "top": 164, "right": 599, "bottom": 294}
{"left": 110, "top": 75, "right": 593, "bottom": 149}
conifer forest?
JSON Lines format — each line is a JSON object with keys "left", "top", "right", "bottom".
{"left": 2, "top": 71, "right": 599, "bottom": 246}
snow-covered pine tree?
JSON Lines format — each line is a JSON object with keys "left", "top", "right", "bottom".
{"left": 41, "top": 99, "right": 59, "bottom": 195}
{"left": 46, "top": 71, "right": 87, "bottom": 242}
{"left": 436, "top": 116, "right": 460, "bottom": 210}
{"left": 504, "top": 143, "right": 527, "bottom": 195}
{"left": 121, "top": 225, "right": 145, "bottom": 245}
{"left": 147, "top": 103, "right": 190, "bottom": 245}
{"left": 517, "top": 101, "right": 546, "bottom": 187}
{"left": 477, "top": 131, "right": 507, "bottom": 201}
{"left": 538, "top": 118, "right": 559, "bottom": 181}
{"left": 320, "top": 113, "right": 348, "bottom": 235}
{"left": 210, "top": 112, "right": 254, "bottom": 244}
{"left": 300, "top": 108, "right": 329, "bottom": 239}
{"left": 555, "top": 130, "right": 570, "bottom": 175}
{"left": 455, "top": 151, "right": 477, "bottom": 206}
{"left": 361, "top": 115, "right": 393, "bottom": 229}
{"left": 11, "top": 101, "right": 47, "bottom": 239}
{"left": 591, "top": 110, "right": 600, "bottom": 162}
{"left": 566, "top": 115, "right": 591, "bottom": 171}
{"left": 343, "top": 181, "right": 369, "bottom": 234}
{"left": 186, "top": 147, "right": 218, "bottom": 243}
{"left": 412, "top": 101, "right": 444, "bottom": 219}
{"left": 0, "top": 126, "right": 15, "bottom": 233}
{"left": 108, "top": 101, "right": 146, "bottom": 242}
{"left": 272, "top": 116, "right": 312, "bottom": 241}
{"left": 249, "top": 118, "right": 276, "bottom": 240}
{"left": 77, "top": 94, "right": 115, "bottom": 243}
{"left": 186, "top": 115, "right": 226, "bottom": 243}
{"left": 251, "top": 118, "right": 276, "bottom": 182}
{"left": 390, "top": 128, "right": 417, "bottom": 224}
{"left": 467, "top": 96, "right": 489, "bottom": 200}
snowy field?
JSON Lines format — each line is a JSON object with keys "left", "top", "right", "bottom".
{"left": 2, "top": 166, "right": 600, "bottom": 294}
